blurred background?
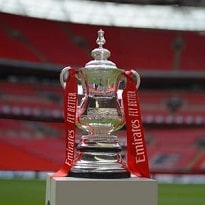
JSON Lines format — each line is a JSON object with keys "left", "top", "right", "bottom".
{"left": 0, "top": 0, "right": 205, "bottom": 184}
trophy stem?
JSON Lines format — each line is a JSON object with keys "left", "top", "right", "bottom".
{"left": 68, "top": 134, "right": 130, "bottom": 179}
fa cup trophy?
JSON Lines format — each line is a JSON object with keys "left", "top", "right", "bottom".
{"left": 56, "top": 29, "right": 150, "bottom": 179}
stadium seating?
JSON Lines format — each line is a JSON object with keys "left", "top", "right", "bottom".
{"left": 1, "top": 117, "right": 204, "bottom": 173}
{"left": 193, "top": 153, "right": 205, "bottom": 171}
{"left": 1, "top": 80, "right": 204, "bottom": 125}
{"left": 1, "top": 13, "right": 205, "bottom": 71}
{"left": 0, "top": 79, "right": 204, "bottom": 173}
{"left": 0, "top": 137, "right": 62, "bottom": 171}
{"left": 0, "top": 19, "right": 41, "bottom": 62}
{"left": 180, "top": 32, "right": 205, "bottom": 71}
{"left": 146, "top": 128, "right": 205, "bottom": 172}
{"left": 0, "top": 13, "right": 88, "bottom": 65}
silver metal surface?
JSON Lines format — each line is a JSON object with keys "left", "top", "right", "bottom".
{"left": 60, "top": 30, "right": 141, "bottom": 178}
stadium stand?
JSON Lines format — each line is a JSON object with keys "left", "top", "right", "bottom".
{"left": 193, "top": 153, "right": 205, "bottom": 170}
{"left": 180, "top": 32, "right": 205, "bottom": 71}
{"left": 0, "top": 12, "right": 205, "bottom": 175}
{"left": 0, "top": 13, "right": 88, "bottom": 65}
{"left": 146, "top": 128, "right": 205, "bottom": 173}
{"left": 0, "top": 137, "right": 62, "bottom": 171}
{"left": 0, "top": 19, "right": 41, "bottom": 62}
{"left": 1, "top": 12, "right": 204, "bottom": 71}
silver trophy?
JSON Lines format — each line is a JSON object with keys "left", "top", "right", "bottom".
{"left": 60, "top": 29, "right": 140, "bottom": 178}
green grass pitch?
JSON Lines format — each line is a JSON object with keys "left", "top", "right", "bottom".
{"left": 0, "top": 179, "right": 204, "bottom": 205}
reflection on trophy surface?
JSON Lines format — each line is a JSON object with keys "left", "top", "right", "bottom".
{"left": 60, "top": 29, "right": 140, "bottom": 178}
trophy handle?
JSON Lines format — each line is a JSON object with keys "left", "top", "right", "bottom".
{"left": 60, "top": 66, "right": 71, "bottom": 89}
{"left": 127, "top": 70, "right": 141, "bottom": 89}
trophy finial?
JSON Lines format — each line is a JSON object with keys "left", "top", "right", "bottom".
{"left": 96, "top": 29, "right": 105, "bottom": 48}
{"left": 91, "top": 29, "right": 110, "bottom": 61}
{"left": 85, "top": 29, "right": 116, "bottom": 69}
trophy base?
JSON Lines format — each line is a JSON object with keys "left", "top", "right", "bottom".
{"left": 70, "top": 135, "right": 130, "bottom": 179}
{"left": 68, "top": 151, "right": 130, "bottom": 179}
{"left": 69, "top": 171, "right": 130, "bottom": 179}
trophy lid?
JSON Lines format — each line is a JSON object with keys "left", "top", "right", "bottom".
{"left": 85, "top": 29, "right": 117, "bottom": 69}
